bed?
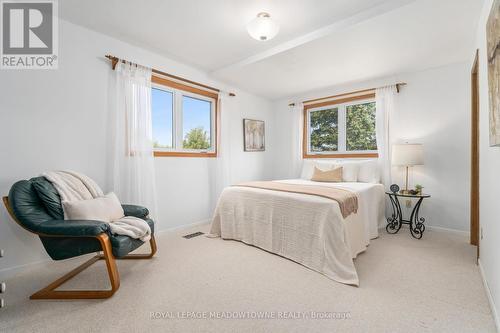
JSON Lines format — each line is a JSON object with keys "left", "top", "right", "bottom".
{"left": 209, "top": 160, "right": 385, "bottom": 286}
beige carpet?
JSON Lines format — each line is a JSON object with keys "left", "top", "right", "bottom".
{"left": 0, "top": 224, "right": 496, "bottom": 333}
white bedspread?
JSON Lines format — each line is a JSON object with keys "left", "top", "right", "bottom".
{"left": 209, "top": 179, "right": 385, "bottom": 286}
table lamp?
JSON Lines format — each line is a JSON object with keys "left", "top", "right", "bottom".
{"left": 392, "top": 143, "right": 424, "bottom": 194}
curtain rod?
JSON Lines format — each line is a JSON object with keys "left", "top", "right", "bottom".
{"left": 105, "top": 54, "right": 235, "bottom": 96}
{"left": 289, "top": 82, "right": 407, "bottom": 107}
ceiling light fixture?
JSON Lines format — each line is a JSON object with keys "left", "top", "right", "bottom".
{"left": 246, "top": 12, "right": 280, "bottom": 41}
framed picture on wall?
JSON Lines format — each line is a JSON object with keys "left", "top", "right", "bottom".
{"left": 243, "top": 119, "right": 265, "bottom": 152}
{"left": 487, "top": 0, "right": 500, "bottom": 146}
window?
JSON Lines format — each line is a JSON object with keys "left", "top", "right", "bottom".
{"left": 182, "top": 95, "right": 212, "bottom": 150}
{"left": 152, "top": 88, "right": 173, "bottom": 149}
{"left": 346, "top": 102, "right": 377, "bottom": 151}
{"left": 304, "top": 94, "right": 377, "bottom": 158}
{"left": 310, "top": 107, "right": 339, "bottom": 152}
{"left": 151, "top": 76, "right": 217, "bottom": 157}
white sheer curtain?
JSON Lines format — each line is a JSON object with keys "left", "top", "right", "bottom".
{"left": 289, "top": 102, "right": 304, "bottom": 178}
{"left": 109, "top": 61, "right": 157, "bottom": 218}
{"left": 210, "top": 94, "right": 233, "bottom": 209}
{"left": 375, "top": 85, "right": 397, "bottom": 189}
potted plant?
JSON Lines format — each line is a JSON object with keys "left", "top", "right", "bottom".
{"left": 415, "top": 184, "right": 423, "bottom": 195}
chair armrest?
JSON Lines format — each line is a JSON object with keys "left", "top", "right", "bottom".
{"left": 36, "top": 220, "right": 109, "bottom": 237}
{"left": 122, "top": 204, "right": 149, "bottom": 219}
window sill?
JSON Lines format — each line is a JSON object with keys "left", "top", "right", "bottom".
{"left": 303, "top": 153, "right": 378, "bottom": 159}
{"left": 154, "top": 151, "right": 217, "bottom": 158}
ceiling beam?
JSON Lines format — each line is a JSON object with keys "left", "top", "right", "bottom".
{"left": 212, "top": 0, "right": 417, "bottom": 74}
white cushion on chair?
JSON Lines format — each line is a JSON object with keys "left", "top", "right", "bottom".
{"left": 62, "top": 192, "right": 124, "bottom": 222}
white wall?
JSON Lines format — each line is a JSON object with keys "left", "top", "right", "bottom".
{"left": 155, "top": 92, "right": 275, "bottom": 230}
{"left": 0, "top": 20, "right": 274, "bottom": 277}
{"left": 471, "top": 0, "right": 500, "bottom": 328}
{"left": 273, "top": 62, "right": 471, "bottom": 231}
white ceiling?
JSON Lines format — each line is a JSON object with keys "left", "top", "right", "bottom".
{"left": 59, "top": 0, "right": 484, "bottom": 100}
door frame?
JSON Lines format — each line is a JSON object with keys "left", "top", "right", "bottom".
{"left": 470, "top": 49, "right": 480, "bottom": 253}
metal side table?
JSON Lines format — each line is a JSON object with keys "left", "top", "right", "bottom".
{"left": 385, "top": 192, "right": 430, "bottom": 239}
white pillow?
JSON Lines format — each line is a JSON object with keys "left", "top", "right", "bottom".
{"left": 333, "top": 161, "right": 359, "bottom": 182}
{"left": 63, "top": 192, "right": 124, "bottom": 222}
{"left": 300, "top": 160, "right": 336, "bottom": 179}
{"left": 357, "top": 160, "right": 380, "bottom": 183}
{"left": 300, "top": 160, "right": 315, "bottom": 179}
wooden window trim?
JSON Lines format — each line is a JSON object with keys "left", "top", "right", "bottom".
{"left": 303, "top": 93, "right": 379, "bottom": 159}
{"left": 151, "top": 75, "right": 218, "bottom": 158}
{"left": 303, "top": 88, "right": 376, "bottom": 104}
{"left": 303, "top": 93, "right": 375, "bottom": 110}
{"left": 154, "top": 151, "right": 217, "bottom": 158}
{"left": 152, "top": 75, "right": 218, "bottom": 100}
{"left": 303, "top": 153, "right": 379, "bottom": 159}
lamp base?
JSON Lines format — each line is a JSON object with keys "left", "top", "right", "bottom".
{"left": 402, "top": 166, "right": 410, "bottom": 195}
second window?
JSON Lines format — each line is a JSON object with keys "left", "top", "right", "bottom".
{"left": 306, "top": 99, "right": 377, "bottom": 156}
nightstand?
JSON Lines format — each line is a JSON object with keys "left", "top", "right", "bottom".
{"left": 385, "top": 192, "right": 430, "bottom": 239}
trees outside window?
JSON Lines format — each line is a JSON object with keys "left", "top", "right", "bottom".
{"left": 310, "top": 108, "right": 338, "bottom": 152}
{"left": 346, "top": 102, "right": 377, "bottom": 151}
{"left": 183, "top": 127, "right": 210, "bottom": 149}
{"left": 306, "top": 100, "right": 377, "bottom": 155}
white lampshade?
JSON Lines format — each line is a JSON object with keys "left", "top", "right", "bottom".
{"left": 246, "top": 12, "right": 280, "bottom": 41}
{"left": 392, "top": 144, "right": 424, "bottom": 166}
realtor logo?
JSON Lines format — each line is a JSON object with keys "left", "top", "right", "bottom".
{"left": 1, "top": 0, "right": 58, "bottom": 69}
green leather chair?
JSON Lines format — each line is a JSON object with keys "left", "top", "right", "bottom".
{"left": 3, "top": 176, "right": 157, "bottom": 300}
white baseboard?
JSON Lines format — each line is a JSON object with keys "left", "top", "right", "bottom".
{"left": 378, "top": 224, "right": 470, "bottom": 237}
{"left": 425, "top": 225, "right": 470, "bottom": 237}
{"left": 155, "top": 219, "right": 211, "bottom": 235}
{"left": 478, "top": 259, "right": 500, "bottom": 332}
{"left": 0, "top": 218, "right": 212, "bottom": 281}
{"left": 0, "top": 257, "right": 56, "bottom": 281}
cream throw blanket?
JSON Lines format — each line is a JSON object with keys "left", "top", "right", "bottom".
{"left": 42, "top": 171, "right": 151, "bottom": 242}
{"left": 235, "top": 181, "right": 358, "bottom": 218}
